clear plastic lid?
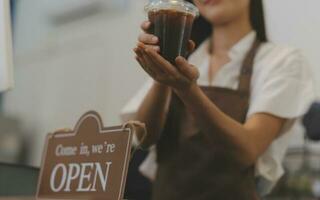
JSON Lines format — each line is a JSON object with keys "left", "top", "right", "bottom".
{"left": 145, "top": 0, "right": 199, "bottom": 17}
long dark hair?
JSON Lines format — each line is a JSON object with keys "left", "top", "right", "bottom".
{"left": 188, "top": 0, "right": 268, "bottom": 48}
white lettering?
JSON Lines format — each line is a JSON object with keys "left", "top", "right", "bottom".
{"left": 50, "top": 164, "right": 67, "bottom": 192}
{"left": 105, "top": 144, "right": 115, "bottom": 153}
{"left": 64, "top": 163, "right": 80, "bottom": 192}
{"left": 49, "top": 162, "right": 112, "bottom": 192}
{"left": 91, "top": 162, "right": 112, "bottom": 191}
{"left": 79, "top": 143, "right": 90, "bottom": 156}
{"left": 76, "top": 163, "right": 94, "bottom": 192}
{"left": 91, "top": 144, "right": 103, "bottom": 154}
{"left": 55, "top": 144, "right": 77, "bottom": 157}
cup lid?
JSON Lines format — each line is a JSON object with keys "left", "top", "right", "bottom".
{"left": 145, "top": 0, "right": 199, "bottom": 17}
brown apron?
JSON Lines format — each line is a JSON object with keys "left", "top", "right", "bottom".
{"left": 152, "top": 39, "right": 262, "bottom": 200}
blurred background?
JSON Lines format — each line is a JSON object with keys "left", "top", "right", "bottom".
{"left": 1, "top": 0, "right": 148, "bottom": 166}
{"left": 1, "top": 0, "right": 320, "bottom": 198}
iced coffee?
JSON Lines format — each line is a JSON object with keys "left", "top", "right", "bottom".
{"left": 145, "top": 0, "right": 199, "bottom": 64}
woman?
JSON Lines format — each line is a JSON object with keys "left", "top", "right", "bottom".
{"left": 122, "top": 0, "right": 315, "bottom": 199}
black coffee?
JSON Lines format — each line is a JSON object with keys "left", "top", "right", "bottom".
{"left": 148, "top": 9, "right": 195, "bottom": 64}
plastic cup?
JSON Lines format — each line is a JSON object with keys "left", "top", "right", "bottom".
{"left": 145, "top": 0, "right": 199, "bottom": 64}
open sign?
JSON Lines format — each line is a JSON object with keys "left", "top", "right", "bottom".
{"left": 37, "top": 111, "right": 133, "bottom": 200}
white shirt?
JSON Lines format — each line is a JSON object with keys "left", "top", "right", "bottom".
{"left": 121, "top": 31, "right": 316, "bottom": 195}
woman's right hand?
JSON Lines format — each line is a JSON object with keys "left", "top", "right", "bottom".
{"left": 138, "top": 20, "right": 160, "bottom": 52}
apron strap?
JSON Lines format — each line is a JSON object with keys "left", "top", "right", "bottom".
{"left": 237, "top": 39, "right": 262, "bottom": 94}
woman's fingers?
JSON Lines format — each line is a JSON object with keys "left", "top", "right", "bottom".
{"left": 138, "top": 46, "right": 165, "bottom": 76}
{"left": 145, "top": 45, "right": 160, "bottom": 52}
{"left": 145, "top": 48, "right": 180, "bottom": 78}
{"left": 135, "top": 45, "right": 198, "bottom": 90}
{"left": 134, "top": 47, "right": 143, "bottom": 58}
{"left": 140, "top": 20, "right": 151, "bottom": 32}
{"left": 135, "top": 44, "right": 159, "bottom": 52}
{"left": 138, "top": 33, "right": 158, "bottom": 45}
{"left": 187, "top": 40, "right": 196, "bottom": 55}
{"left": 145, "top": 48, "right": 174, "bottom": 73}
{"left": 134, "top": 48, "right": 148, "bottom": 71}
{"left": 134, "top": 48, "right": 156, "bottom": 77}
{"left": 135, "top": 56, "right": 154, "bottom": 77}
{"left": 175, "top": 56, "right": 199, "bottom": 81}
{"left": 138, "top": 21, "right": 159, "bottom": 51}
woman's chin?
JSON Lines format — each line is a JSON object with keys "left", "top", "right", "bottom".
{"left": 200, "top": 9, "right": 228, "bottom": 24}
{"left": 204, "top": 15, "right": 229, "bottom": 25}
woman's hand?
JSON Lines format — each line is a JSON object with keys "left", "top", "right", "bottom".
{"left": 134, "top": 43, "right": 200, "bottom": 92}
{"left": 137, "top": 20, "right": 195, "bottom": 55}
{"left": 135, "top": 20, "right": 199, "bottom": 92}
{"left": 138, "top": 20, "right": 160, "bottom": 52}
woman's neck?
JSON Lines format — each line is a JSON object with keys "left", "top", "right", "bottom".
{"left": 211, "top": 13, "right": 253, "bottom": 56}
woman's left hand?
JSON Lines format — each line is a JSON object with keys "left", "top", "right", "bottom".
{"left": 134, "top": 42, "right": 200, "bottom": 92}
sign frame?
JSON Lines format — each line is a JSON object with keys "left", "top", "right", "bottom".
{"left": 36, "top": 111, "right": 133, "bottom": 200}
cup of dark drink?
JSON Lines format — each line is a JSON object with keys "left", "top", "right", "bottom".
{"left": 145, "top": 0, "right": 199, "bottom": 64}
